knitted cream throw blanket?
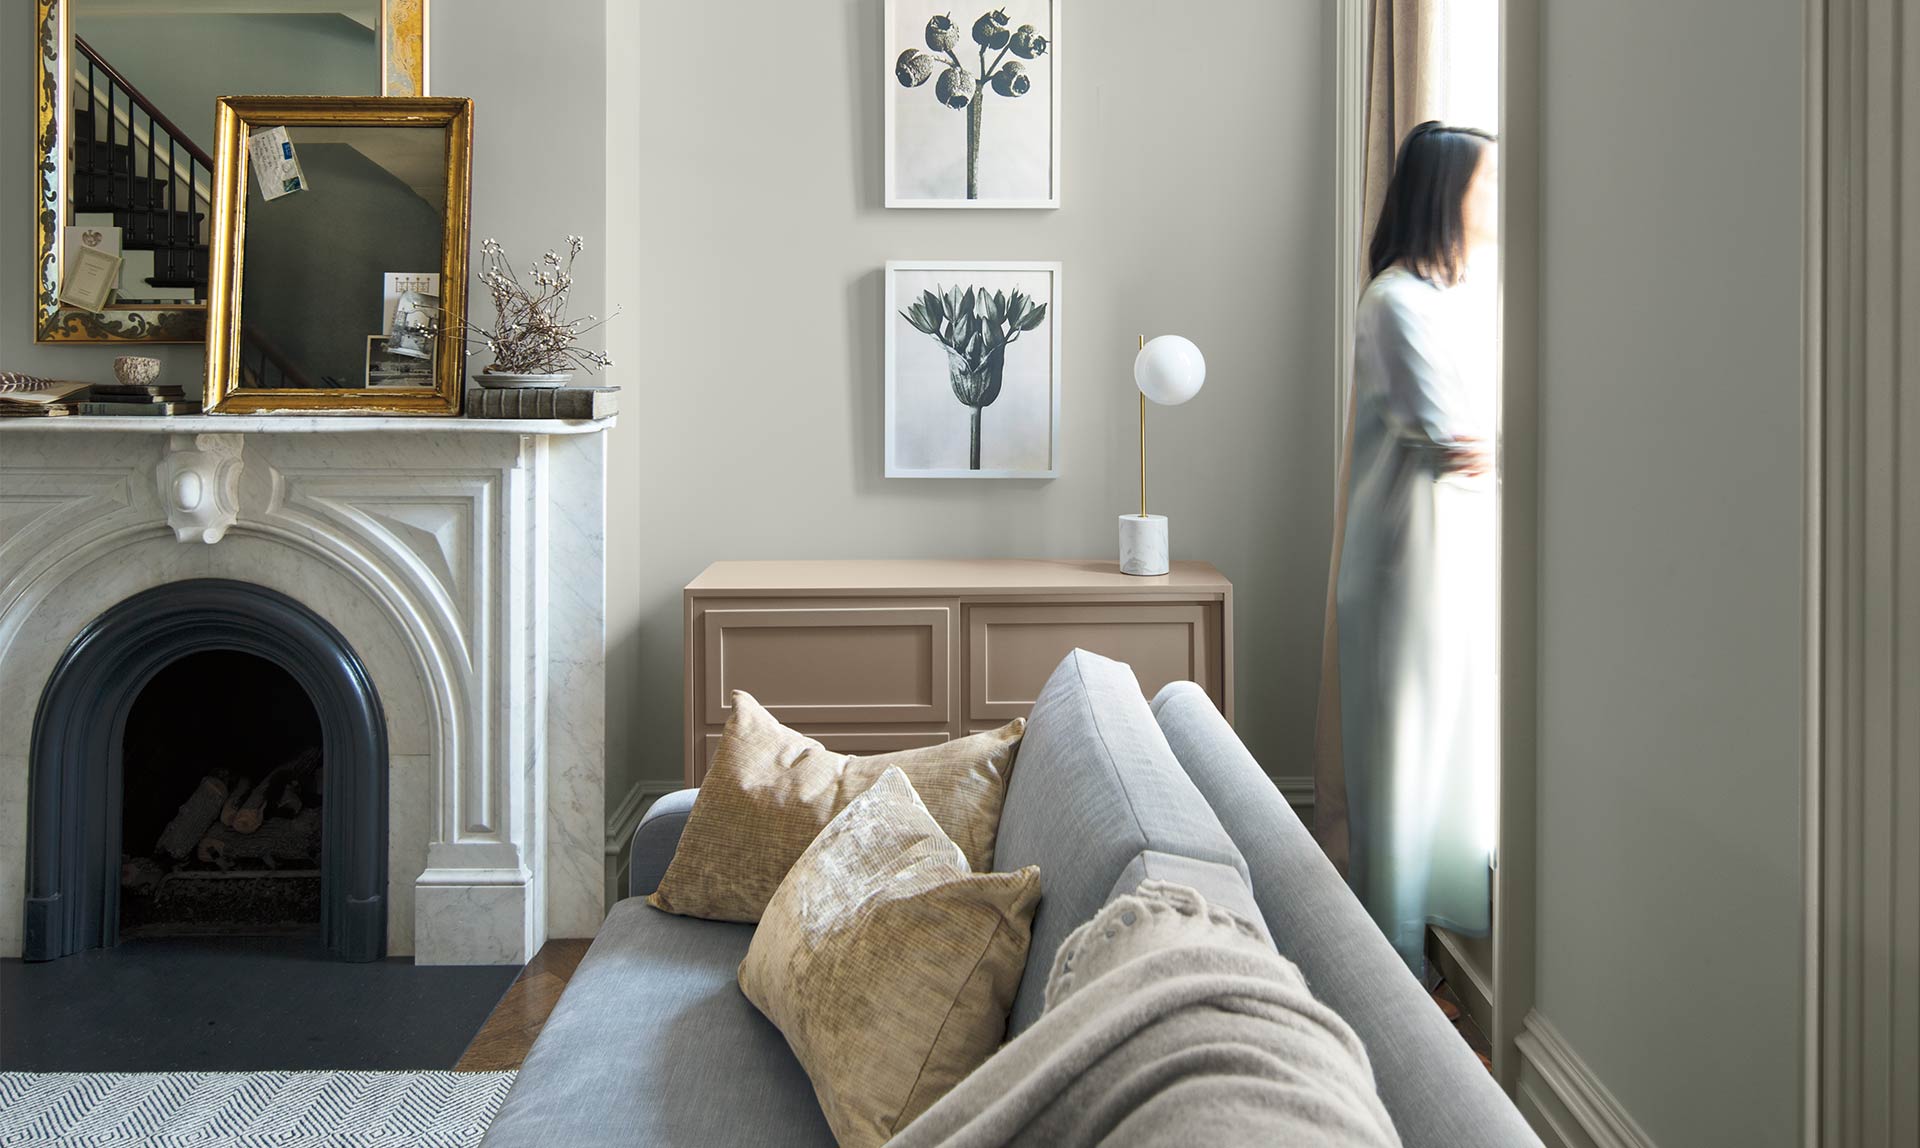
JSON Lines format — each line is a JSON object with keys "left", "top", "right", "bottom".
{"left": 889, "top": 881, "right": 1402, "bottom": 1148}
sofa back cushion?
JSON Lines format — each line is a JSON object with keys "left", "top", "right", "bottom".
{"left": 993, "top": 649, "right": 1262, "bottom": 1035}
{"left": 1150, "top": 679, "right": 1542, "bottom": 1148}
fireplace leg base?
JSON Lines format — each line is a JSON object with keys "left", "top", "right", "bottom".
{"left": 414, "top": 879, "right": 531, "bottom": 966}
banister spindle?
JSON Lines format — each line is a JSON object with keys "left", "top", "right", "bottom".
{"left": 146, "top": 111, "right": 157, "bottom": 263}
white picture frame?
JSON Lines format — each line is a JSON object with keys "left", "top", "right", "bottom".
{"left": 55, "top": 246, "right": 121, "bottom": 313}
{"left": 886, "top": 260, "right": 1062, "bottom": 479}
{"left": 885, "top": 0, "right": 1061, "bottom": 209}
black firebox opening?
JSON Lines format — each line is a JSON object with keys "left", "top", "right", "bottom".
{"left": 119, "top": 651, "right": 325, "bottom": 939}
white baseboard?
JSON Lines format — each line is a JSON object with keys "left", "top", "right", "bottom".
{"left": 602, "top": 780, "right": 683, "bottom": 910}
{"left": 1276, "top": 776, "right": 1313, "bottom": 814}
{"left": 1514, "top": 1010, "right": 1658, "bottom": 1148}
{"left": 1427, "top": 926, "right": 1494, "bottom": 1036}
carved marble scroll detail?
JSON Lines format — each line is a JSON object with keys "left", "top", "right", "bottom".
{"left": 156, "top": 434, "right": 246, "bottom": 544}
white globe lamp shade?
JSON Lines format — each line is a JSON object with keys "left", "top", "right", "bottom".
{"left": 1134, "top": 335, "right": 1207, "bottom": 406}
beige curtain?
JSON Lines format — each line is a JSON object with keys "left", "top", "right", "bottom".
{"left": 1311, "top": 0, "right": 1449, "bottom": 873}
{"left": 1362, "top": 1, "right": 1453, "bottom": 266}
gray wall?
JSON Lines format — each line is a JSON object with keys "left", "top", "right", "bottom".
{"left": 1534, "top": 0, "right": 1805, "bottom": 1141}
{"left": 609, "top": 0, "right": 1335, "bottom": 797}
{"left": 7, "top": 0, "right": 1334, "bottom": 839}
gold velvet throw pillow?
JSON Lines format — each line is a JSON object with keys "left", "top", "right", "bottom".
{"left": 648, "top": 691, "right": 1022, "bottom": 922}
{"left": 738, "top": 768, "right": 1041, "bottom": 1148}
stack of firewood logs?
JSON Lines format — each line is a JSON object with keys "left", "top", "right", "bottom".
{"left": 123, "top": 747, "right": 323, "bottom": 891}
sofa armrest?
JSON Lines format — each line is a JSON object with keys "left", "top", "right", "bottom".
{"left": 1150, "top": 681, "right": 1540, "bottom": 1148}
{"left": 627, "top": 788, "right": 698, "bottom": 899}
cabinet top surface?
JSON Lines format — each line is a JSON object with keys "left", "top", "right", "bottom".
{"left": 687, "top": 558, "right": 1230, "bottom": 595}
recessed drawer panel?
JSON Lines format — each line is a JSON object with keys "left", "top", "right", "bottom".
{"left": 703, "top": 728, "right": 954, "bottom": 765}
{"left": 701, "top": 602, "right": 953, "bottom": 725}
{"left": 967, "top": 603, "right": 1212, "bottom": 721}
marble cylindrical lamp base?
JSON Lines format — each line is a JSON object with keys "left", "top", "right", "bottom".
{"left": 1118, "top": 514, "right": 1170, "bottom": 576}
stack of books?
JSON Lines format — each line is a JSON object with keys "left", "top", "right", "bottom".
{"left": 464, "top": 386, "right": 619, "bottom": 420}
{"left": 0, "top": 379, "right": 89, "bottom": 417}
{"left": 71, "top": 382, "right": 201, "bottom": 416}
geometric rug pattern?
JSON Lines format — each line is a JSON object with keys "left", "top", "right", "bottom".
{"left": 0, "top": 1071, "right": 516, "bottom": 1147}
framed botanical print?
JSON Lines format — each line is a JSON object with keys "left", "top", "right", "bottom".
{"left": 886, "top": 0, "right": 1060, "bottom": 208}
{"left": 886, "top": 260, "right": 1062, "bottom": 478}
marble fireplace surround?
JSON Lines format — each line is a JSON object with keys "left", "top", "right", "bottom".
{"left": 0, "top": 416, "right": 612, "bottom": 965}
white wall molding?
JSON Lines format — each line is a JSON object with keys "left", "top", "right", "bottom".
{"left": 604, "top": 781, "right": 682, "bottom": 859}
{"left": 1331, "top": 0, "right": 1368, "bottom": 457}
{"left": 1515, "top": 1011, "right": 1659, "bottom": 1148}
{"left": 1805, "top": 0, "right": 1918, "bottom": 1142}
{"left": 1493, "top": 0, "right": 1544, "bottom": 1096}
{"left": 603, "top": 780, "right": 683, "bottom": 909}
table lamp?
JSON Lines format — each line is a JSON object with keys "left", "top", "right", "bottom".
{"left": 1120, "top": 334, "right": 1207, "bottom": 576}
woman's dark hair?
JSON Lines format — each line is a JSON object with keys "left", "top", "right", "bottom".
{"left": 1367, "top": 121, "right": 1496, "bottom": 287}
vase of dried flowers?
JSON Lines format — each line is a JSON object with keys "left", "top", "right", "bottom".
{"left": 446, "top": 236, "right": 614, "bottom": 390}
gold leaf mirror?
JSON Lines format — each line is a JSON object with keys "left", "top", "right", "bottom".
{"left": 31, "top": 0, "right": 428, "bottom": 345}
{"left": 203, "top": 96, "right": 472, "bottom": 415}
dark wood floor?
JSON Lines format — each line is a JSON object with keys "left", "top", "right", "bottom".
{"left": 456, "top": 939, "right": 592, "bottom": 1071}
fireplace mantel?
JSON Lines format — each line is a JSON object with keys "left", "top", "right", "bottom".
{"left": 0, "top": 418, "right": 612, "bottom": 964}
{"left": 0, "top": 416, "right": 614, "bottom": 436}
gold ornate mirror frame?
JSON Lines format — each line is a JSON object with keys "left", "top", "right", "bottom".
{"left": 203, "top": 96, "right": 472, "bottom": 415}
{"left": 32, "top": 0, "right": 429, "bottom": 344}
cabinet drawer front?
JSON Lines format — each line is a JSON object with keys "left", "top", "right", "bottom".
{"left": 703, "top": 728, "right": 954, "bottom": 765}
{"left": 701, "top": 603, "right": 953, "bottom": 725}
{"left": 967, "top": 603, "right": 1212, "bottom": 720}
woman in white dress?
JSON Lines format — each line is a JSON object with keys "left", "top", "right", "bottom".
{"left": 1333, "top": 122, "right": 1499, "bottom": 976}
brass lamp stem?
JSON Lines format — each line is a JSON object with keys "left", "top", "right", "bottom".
{"left": 1138, "top": 335, "right": 1146, "bottom": 518}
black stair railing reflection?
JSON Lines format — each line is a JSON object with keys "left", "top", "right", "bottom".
{"left": 72, "top": 36, "right": 213, "bottom": 296}
{"left": 239, "top": 324, "right": 319, "bottom": 390}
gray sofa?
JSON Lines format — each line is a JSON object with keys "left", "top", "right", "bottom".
{"left": 480, "top": 650, "right": 1537, "bottom": 1147}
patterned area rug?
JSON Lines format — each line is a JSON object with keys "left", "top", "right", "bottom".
{"left": 0, "top": 1071, "right": 516, "bottom": 1147}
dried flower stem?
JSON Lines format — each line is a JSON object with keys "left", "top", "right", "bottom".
{"left": 438, "top": 236, "right": 617, "bottom": 375}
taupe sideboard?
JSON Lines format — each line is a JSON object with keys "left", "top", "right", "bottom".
{"left": 682, "top": 559, "right": 1234, "bottom": 785}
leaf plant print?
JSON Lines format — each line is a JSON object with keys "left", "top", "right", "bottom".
{"left": 899, "top": 283, "right": 1048, "bottom": 469}
{"left": 895, "top": 8, "right": 1050, "bottom": 200}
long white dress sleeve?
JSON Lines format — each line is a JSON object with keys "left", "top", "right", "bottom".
{"left": 1334, "top": 267, "right": 1496, "bottom": 977}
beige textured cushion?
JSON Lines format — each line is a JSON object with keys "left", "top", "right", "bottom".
{"left": 648, "top": 691, "right": 1022, "bottom": 922}
{"left": 738, "top": 768, "right": 1041, "bottom": 1148}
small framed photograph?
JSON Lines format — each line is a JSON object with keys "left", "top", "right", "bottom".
{"left": 885, "top": 0, "right": 1060, "bottom": 208}
{"left": 886, "top": 260, "right": 1061, "bottom": 478}
{"left": 365, "top": 335, "right": 435, "bottom": 388}
{"left": 388, "top": 289, "right": 441, "bottom": 360}
{"left": 383, "top": 272, "right": 441, "bottom": 333}
{"left": 56, "top": 246, "right": 122, "bottom": 313}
